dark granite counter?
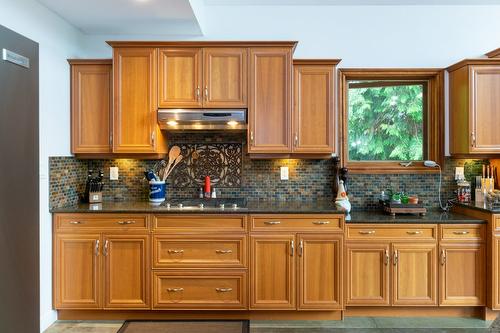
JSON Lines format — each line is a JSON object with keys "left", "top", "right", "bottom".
{"left": 455, "top": 202, "right": 500, "bottom": 214}
{"left": 51, "top": 201, "right": 485, "bottom": 224}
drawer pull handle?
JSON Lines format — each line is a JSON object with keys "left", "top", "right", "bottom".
{"left": 215, "top": 249, "right": 233, "bottom": 254}
{"left": 393, "top": 250, "right": 398, "bottom": 265}
{"left": 441, "top": 249, "right": 446, "bottom": 265}
{"left": 215, "top": 288, "right": 233, "bottom": 292}
{"left": 264, "top": 221, "right": 281, "bottom": 225}
{"left": 103, "top": 240, "right": 109, "bottom": 256}
{"left": 312, "top": 221, "right": 330, "bottom": 225}
{"left": 359, "top": 230, "right": 375, "bottom": 235}
{"left": 69, "top": 221, "right": 82, "bottom": 224}
{"left": 95, "top": 240, "right": 100, "bottom": 257}
{"left": 407, "top": 231, "right": 422, "bottom": 235}
{"left": 117, "top": 220, "right": 136, "bottom": 225}
{"left": 453, "top": 231, "right": 470, "bottom": 235}
{"left": 384, "top": 249, "right": 389, "bottom": 265}
{"left": 168, "top": 249, "right": 184, "bottom": 254}
{"left": 167, "top": 288, "right": 184, "bottom": 292}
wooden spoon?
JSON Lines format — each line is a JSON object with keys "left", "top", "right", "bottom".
{"left": 163, "top": 146, "right": 181, "bottom": 181}
{"left": 165, "top": 155, "right": 183, "bottom": 179}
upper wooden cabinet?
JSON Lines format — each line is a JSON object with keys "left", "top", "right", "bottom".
{"left": 448, "top": 59, "right": 500, "bottom": 155}
{"left": 113, "top": 47, "right": 167, "bottom": 154}
{"left": 158, "top": 47, "right": 247, "bottom": 108}
{"left": 293, "top": 60, "right": 338, "bottom": 154}
{"left": 248, "top": 47, "right": 293, "bottom": 153}
{"left": 69, "top": 60, "right": 112, "bottom": 154}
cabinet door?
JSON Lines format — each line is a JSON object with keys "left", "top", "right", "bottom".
{"left": 249, "top": 47, "right": 292, "bottom": 153}
{"left": 203, "top": 48, "right": 247, "bottom": 108}
{"left": 293, "top": 64, "right": 334, "bottom": 153}
{"left": 298, "top": 234, "right": 342, "bottom": 310}
{"left": 250, "top": 234, "right": 295, "bottom": 309}
{"left": 439, "top": 243, "right": 485, "bottom": 306}
{"left": 70, "top": 62, "right": 112, "bottom": 154}
{"left": 113, "top": 47, "right": 159, "bottom": 153}
{"left": 470, "top": 66, "right": 500, "bottom": 153}
{"left": 103, "top": 234, "right": 150, "bottom": 309}
{"left": 345, "top": 242, "right": 390, "bottom": 306}
{"left": 392, "top": 243, "right": 437, "bottom": 306}
{"left": 158, "top": 48, "right": 202, "bottom": 108}
{"left": 54, "top": 234, "right": 101, "bottom": 309}
{"left": 494, "top": 236, "right": 500, "bottom": 309}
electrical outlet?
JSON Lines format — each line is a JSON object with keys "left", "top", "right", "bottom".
{"left": 280, "top": 166, "right": 289, "bottom": 180}
{"left": 110, "top": 167, "right": 119, "bottom": 180}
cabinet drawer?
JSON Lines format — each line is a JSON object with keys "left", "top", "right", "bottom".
{"left": 153, "top": 235, "right": 247, "bottom": 268}
{"left": 494, "top": 217, "right": 500, "bottom": 232}
{"left": 346, "top": 225, "right": 437, "bottom": 241}
{"left": 153, "top": 215, "right": 246, "bottom": 232}
{"left": 250, "top": 215, "right": 343, "bottom": 232}
{"left": 55, "top": 214, "right": 148, "bottom": 231}
{"left": 153, "top": 271, "right": 247, "bottom": 309}
{"left": 440, "top": 225, "right": 485, "bottom": 242}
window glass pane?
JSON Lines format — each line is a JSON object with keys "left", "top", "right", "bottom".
{"left": 348, "top": 81, "right": 424, "bottom": 161}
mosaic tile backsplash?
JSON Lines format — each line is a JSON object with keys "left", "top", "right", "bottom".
{"left": 49, "top": 132, "right": 486, "bottom": 210}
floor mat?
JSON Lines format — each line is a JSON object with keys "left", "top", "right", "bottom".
{"left": 118, "top": 320, "right": 249, "bottom": 333}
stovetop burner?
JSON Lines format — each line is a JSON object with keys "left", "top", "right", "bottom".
{"left": 162, "top": 198, "right": 247, "bottom": 210}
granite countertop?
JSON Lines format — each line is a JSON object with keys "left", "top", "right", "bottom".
{"left": 50, "top": 200, "right": 485, "bottom": 224}
{"left": 455, "top": 202, "right": 500, "bottom": 214}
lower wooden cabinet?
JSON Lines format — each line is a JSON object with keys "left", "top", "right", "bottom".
{"left": 439, "top": 243, "right": 485, "bottom": 306}
{"left": 250, "top": 233, "right": 342, "bottom": 310}
{"left": 153, "top": 271, "right": 247, "bottom": 310}
{"left": 54, "top": 232, "right": 150, "bottom": 310}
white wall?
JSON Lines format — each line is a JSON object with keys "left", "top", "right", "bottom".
{"left": 0, "top": 0, "right": 84, "bottom": 331}
{"left": 81, "top": 5, "right": 500, "bottom": 67}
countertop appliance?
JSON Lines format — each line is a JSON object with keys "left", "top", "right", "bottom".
{"left": 158, "top": 109, "right": 246, "bottom": 130}
{"left": 162, "top": 198, "right": 247, "bottom": 210}
{"left": 0, "top": 24, "right": 39, "bottom": 333}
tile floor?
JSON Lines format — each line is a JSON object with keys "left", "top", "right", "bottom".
{"left": 44, "top": 317, "right": 500, "bottom": 333}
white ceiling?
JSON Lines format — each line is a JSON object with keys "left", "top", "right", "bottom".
{"left": 205, "top": 0, "right": 500, "bottom": 4}
{"left": 37, "top": 0, "right": 203, "bottom": 35}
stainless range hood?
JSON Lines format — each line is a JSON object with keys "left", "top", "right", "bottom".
{"left": 158, "top": 109, "right": 247, "bottom": 131}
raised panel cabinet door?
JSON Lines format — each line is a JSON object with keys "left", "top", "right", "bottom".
{"left": 113, "top": 47, "right": 158, "bottom": 153}
{"left": 70, "top": 61, "right": 112, "bottom": 154}
{"left": 203, "top": 48, "right": 247, "bottom": 107}
{"left": 250, "top": 234, "right": 296, "bottom": 309}
{"left": 345, "top": 242, "right": 390, "bottom": 306}
{"left": 293, "top": 64, "right": 334, "bottom": 153}
{"left": 470, "top": 66, "right": 500, "bottom": 153}
{"left": 158, "top": 48, "right": 202, "bottom": 108}
{"left": 439, "top": 243, "right": 485, "bottom": 306}
{"left": 248, "top": 47, "right": 292, "bottom": 153}
{"left": 54, "top": 234, "right": 101, "bottom": 309}
{"left": 493, "top": 236, "right": 500, "bottom": 309}
{"left": 298, "top": 234, "right": 342, "bottom": 310}
{"left": 103, "top": 234, "right": 150, "bottom": 309}
{"left": 392, "top": 243, "right": 437, "bottom": 306}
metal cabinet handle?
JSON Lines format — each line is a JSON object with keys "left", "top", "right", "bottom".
{"left": 215, "top": 288, "right": 233, "bottom": 292}
{"left": 471, "top": 132, "right": 476, "bottom": 147}
{"left": 441, "top": 249, "right": 446, "bottom": 265}
{"left": 294, "top": 133, "right": 298, "bottom": 147}
{"left": 264, "top": 221, "right": 281, "bottom": 225}
{"left": 299, "top": 240, "right": 303, "bottom": 257}
{"left": 95, "top": 240, "right": 100, "bottom": 256}
{"left": 204, "top": 86, "right": 208, "bottom": 100}
{"left": 168, "top": 249, "right": 184, "bottom": 254}
{"left": 290, "top": 240, "right": 294, "bottom": 256}
{"left": 167, "top": 288, "right": 184, "bottom": 292}
{"left": 384, "top": 249, "right": 389, "bottom": 265}
{"left": 215, "top": 249, "right": 233, "bottom": 254}
{"left": 312, "top": 221, "right": 330, "bottom": 225}
{"left": 103, "top": 240, "right": 109, "bottom": 256}
{"left": 359, "top": 230, "right": 375, "bottom": 235}
{"left": 250, "top": 131, "right": 254, "bottom": 145}
{"left": 151, "top": 131, "right": 155, "bottom": 145}
{"left": 406, "top": 231, "right": 422, "bottom": 235}
{"left": 393, "top": 250, "right": 398, "bottom": 265}
{"left": 69, "top": 221, "right": 82, "bottom": 225}
{"left": 117, "top": 220, "right": 136, "bottom": 225}
{"left": 196, "top": 86, "right": 200, "bottom": 100}
{"left": 453, "top": 231, "right": 470, "bottom": 235}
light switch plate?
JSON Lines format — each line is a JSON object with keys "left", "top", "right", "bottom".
{"left": 280, "top": 166, "right": 289, "bottom": 180}
{"left": 110, "top": 167, "right": 119, "bottom": 180}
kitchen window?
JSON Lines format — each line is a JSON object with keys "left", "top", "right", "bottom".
{"left": 339, "top": 69, "right": 444, "bottom": 173}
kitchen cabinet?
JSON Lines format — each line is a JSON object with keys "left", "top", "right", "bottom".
{"left": 54, "top": 234, "right": 101, "bottom": 309}
{"left": 69, "top": 60, "right": 112, "bottom": 154}
{"left": 158, "top": 47, "right": 247, "bottom": 108}
{"left": 448, "top": 59, "right": 500, "bottom": 155}
{"left": 113, "top": 47, "right": 167, "bottom": 154}
{"left": 292, "top": 60, "right": 338, "bottom": 154}
{"left": 248, "top": 47, "right": 293, "bottom": 153}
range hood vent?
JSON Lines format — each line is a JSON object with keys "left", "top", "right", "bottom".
{"left": 158, "top": 109, "right": 247, "bottom": 131}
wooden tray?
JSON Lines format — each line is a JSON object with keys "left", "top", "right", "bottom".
{"left": 380, "top": 200, "right": 427, "bottom": 216}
